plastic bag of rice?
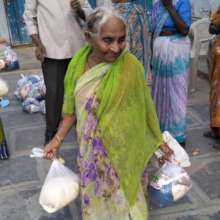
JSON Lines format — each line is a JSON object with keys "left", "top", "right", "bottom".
{"left": 39, "top": 159, "right": 79, "bottom": 213}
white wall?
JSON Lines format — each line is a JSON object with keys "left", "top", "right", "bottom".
{"left": 191, "top": 0, "right": 220, "bottom": 18}
{"left": 0, "top": 0, "right": 10, "bottom": 41}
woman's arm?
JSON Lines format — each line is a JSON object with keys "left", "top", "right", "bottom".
{"left": 44, "top": 114, "right": 76, "bottom": 160}
{"left": 161, "top": 0, "right": 190, "bottom": 36}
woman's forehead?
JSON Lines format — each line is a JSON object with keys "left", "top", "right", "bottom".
{"left": 99, "top": 16, "right": 126, "bottom": 34}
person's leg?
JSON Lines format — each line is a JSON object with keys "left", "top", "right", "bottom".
{"left": 42, "top": 58, "right": 70, "bottom": 144}
{"left": 212, "top": 128, "right": 220, "bottom": 150}
{"left": 54, "top": 58, "right": 70, "bottom": 135}
{"left": 151, "top": 36, "right": 189, "bottom": 146}
{"left": 203, "top": 127, "right": 220, "bottom": 139}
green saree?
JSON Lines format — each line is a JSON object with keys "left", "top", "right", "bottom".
{"left": 63, "top": 45, "right": 163, "bottom": 219}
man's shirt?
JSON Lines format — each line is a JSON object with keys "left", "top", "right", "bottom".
{"left": 24, "top": 0, "right": 91, "bottom": 59}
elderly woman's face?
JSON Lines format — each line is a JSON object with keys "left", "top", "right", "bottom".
{"left": 88, "top": 16, "right": 126, "bottom": 63}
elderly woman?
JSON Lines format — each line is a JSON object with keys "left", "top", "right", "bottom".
{"left": 204, "top": 6, "right": 220, "bottom": 149}
{"left": 149, "top": 0, "right": 192, "bottom": 146}
{"left": 44, "top": 7, "right": 172, "bottom": 220}
{"left": 111, "top": 0, "right": 149, "bottom": 75}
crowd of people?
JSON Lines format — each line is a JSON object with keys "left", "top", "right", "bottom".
{"left": 0, "top": 0, "right": 220, "bottom": 219}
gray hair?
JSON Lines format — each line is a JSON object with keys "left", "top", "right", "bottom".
{"left": 85, "top": 7, "right": 126, "bottom": 35}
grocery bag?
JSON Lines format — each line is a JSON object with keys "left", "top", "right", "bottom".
{"left": 39, "top": 159, "right": 80, "bottom": 213}
{"left": 155, "top": 131, "right": 191, "bottom": 168}
{"left": 149, "top": 162, "right": 192, "bottom": 207}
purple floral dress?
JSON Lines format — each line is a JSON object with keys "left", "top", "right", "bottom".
{"left": 74, "top": 64, "right": 148, "bottom": 220}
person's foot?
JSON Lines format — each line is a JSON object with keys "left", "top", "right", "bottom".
{"left": 213, "top": 144, "right": 220, "bottom": 150}
{"left": 203, "top": 131, "right": 219, "bottom": 139}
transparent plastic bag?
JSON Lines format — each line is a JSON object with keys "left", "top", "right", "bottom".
{"left": 149, "top": 162, "right": 192, "bottom": 207}
{"left": 0, "top": 46, "right": 19, "bottom": 71}
{"left": 39, "top": 159, "right": 80, "bottom": 213}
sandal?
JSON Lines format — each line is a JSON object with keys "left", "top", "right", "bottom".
{"left": 203, "top": 131, "right": 219, "bottom": 139}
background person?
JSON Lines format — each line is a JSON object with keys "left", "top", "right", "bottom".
{"left": 24, "top": 0, "right": 91, "bottom": 144}
{"left": 204, "top": 6, "right": 220, "bottom": 149}
{"left": 149, "top": 0, "right": 192, "bottom": 146}
{"left": 111, "top": 0, "right": 150, "bottom": 77}
{"left": 0, "top": 78, "right": 9, "bottom": 160}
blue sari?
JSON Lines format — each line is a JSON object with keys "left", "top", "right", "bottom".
{"left": 149, "top": 0, "right": 192, "bottom": 143}
{"left": 113, "top": 1, "right": 149, "bottom": 76}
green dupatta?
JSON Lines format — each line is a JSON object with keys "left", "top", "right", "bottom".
{"left": 63, "top": 45, "right": 163, "bottom": 206}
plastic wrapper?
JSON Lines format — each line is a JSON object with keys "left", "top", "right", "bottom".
{"left": 155, "top": 131, "right": 191, "bottom": 168}
{"left": 22, "top": 98, "right": 45, "bottom": 114}
{"left": 0, "top": 45, "right": 19, "bottom": 71}
{"left": 39, "top": 159, "right": 80, "bottom": 213}
{"left": 149, "top": 162, "right": 192, "bottom": 207}
{"left": 14, "top": 74, "right": 46, "bottom": 114}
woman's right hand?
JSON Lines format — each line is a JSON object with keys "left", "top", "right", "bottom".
{"left": 44, "top": 137, "right": 61, "bottom": 160}
{"left": 35, "top": 43, "right": 46, "bottom": 62}
{"left": 161, "top": 0, "right": 172, "bottom": 8}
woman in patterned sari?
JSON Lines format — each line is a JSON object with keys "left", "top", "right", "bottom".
{"left": 111, "top": 0, "right": 149, "bottom": 76}
{"left": 149, "top": 0, "right": 192, "bottom": 146}
{"left": 44, "top": 7, "right": 172, "bottom": 220}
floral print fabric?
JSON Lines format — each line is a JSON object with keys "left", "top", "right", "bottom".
{"left": 77, "top": 96, "right": 148, "bottom": 220}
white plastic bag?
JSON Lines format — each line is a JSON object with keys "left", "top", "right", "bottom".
{"left": 39, "top": 159, "right": 80, "bottom": 213}
{"left": 0, "top": 78, "right": 9, "bottom": 97}
{"left": 0, "top": 45, "right": 19, "bottom": 70}
{"left": 149, "top": 162, "right": 192, "bottom": 207}
{"left": 155, "top": 131, "right": 191, "bottom": 167}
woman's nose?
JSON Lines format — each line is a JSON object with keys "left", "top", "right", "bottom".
{"left": 110, "top": 43, "right": 120, "bottom": 53}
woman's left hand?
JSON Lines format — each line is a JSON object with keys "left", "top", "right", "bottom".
{"left": 161, "top": 0, "right": 172, "bottom": 8}
{"left": 158, "top": 143, "right": 173, "bottom": 166}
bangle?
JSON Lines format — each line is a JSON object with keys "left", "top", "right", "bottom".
{"left": 54, "top": 134, "right": 63, "bottom": 144}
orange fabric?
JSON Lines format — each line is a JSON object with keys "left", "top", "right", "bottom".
{"left": 209, "top": 35, "right": 220, "bottom": 127}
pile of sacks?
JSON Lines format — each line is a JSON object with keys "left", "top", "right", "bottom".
{"left": 14, "top": 74, "right": 46, "bottom": 114}
{"left": 0, "top": 38, "right": 19, "bottom": 71}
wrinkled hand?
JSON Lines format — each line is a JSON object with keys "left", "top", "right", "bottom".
{"left": 158, "top": 143, "right": 173, "bottom": 166}
{"left": 161, "top": 0, "right": 172, "bottom": 8}
{"left": 70, "top": 0, "right": 81, "bottom": 12}
{"left": 35, "top": 43, "right": 46, "bottom": 62}
{"left": 44, "top": 138, "right": 61, "bottom": 160}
